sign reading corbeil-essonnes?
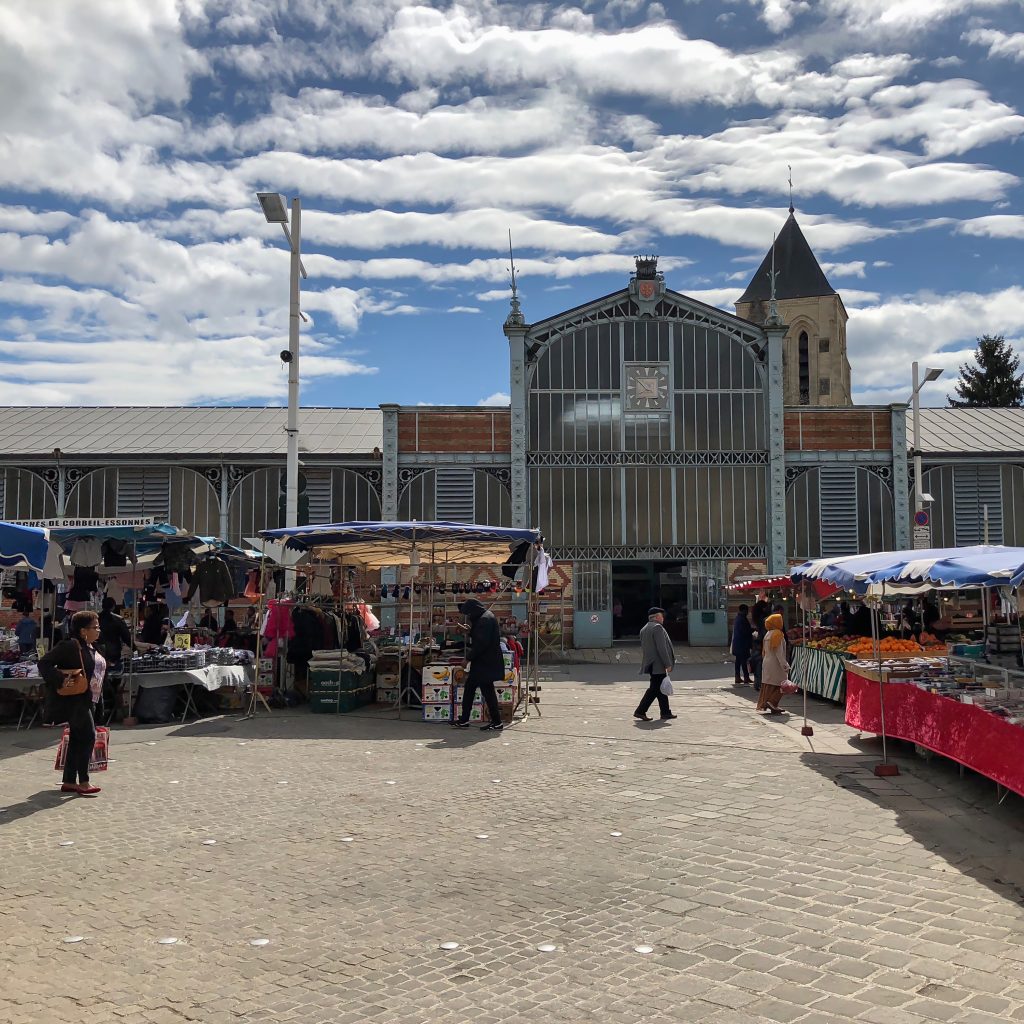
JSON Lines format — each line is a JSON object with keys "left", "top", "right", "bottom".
{"left": 11, "top": 517, "right": 157, "bottom": 529}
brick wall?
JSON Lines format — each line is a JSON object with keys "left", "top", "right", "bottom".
{"left": 398, "top": 408, "right": 511, "bottom": 453}
{"left": 784, "top": 407, "right": 892, "bottom": 451}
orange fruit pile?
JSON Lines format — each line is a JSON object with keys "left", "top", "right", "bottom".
{"left": 846, "top": 636, "right": 923, "bottom": 657}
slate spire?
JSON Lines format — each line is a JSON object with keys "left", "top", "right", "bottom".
{"left": 738, "top": 211, "right": 835, "bottom": 304}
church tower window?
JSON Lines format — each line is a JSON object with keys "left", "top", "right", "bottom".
{"left": 799, "top": 331, "right": 810, "bottom": 405}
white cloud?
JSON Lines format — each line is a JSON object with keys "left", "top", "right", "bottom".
{"left": 958, "top": 215, "right": 1024, "bottom": 239}
{"left": 447, "top": 305, "right": 481, "bottom": 314}
{"left": 0, "top": 207, "right": 75, "bottom": 234}
{"left": 747, "top": 0, "right": 811, "bottom": 32}
{"left": 477, "top": 392, "right": 511, "bottom": 406}
{"left": 963, "top": 27, "right": 1024, "bottom": 61}
{"left": 820, "top": 260, "right": 866, "bottom": 278}
{"left": 846, "top": 285, "right": 1024, "bottom": 400}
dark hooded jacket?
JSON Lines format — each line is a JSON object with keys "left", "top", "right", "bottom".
{"left": 460, "top": 599, "right": 504, "bottom": 685}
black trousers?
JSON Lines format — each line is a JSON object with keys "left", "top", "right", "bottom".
{"left": 635, "top": 673, "right": 671, "bottom": 717}
{"left": 63, "top": 700, "right": 96, "bottom": 785}
{"left": 460, "top": 678, "right": 503, "bottom": 726}
{"left": 734, "top": 653, "right": 752, "bottom": 681}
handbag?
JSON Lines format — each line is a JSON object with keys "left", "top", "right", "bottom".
{"left": 660, "top": 677, "right": 674, "bottom": 696}
{"left": 780, "top": 679, "right": 799, "bottom": 695}
{"left": 56, "top": 643, "right": 89, "bottom": 697}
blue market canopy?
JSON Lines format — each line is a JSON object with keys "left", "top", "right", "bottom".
{"left": 791, "top": 545, "right": 1024, "bottom": 594}
{"left": 0, "top": 521, "right": 51, "bottom": 573}
{"left": 47, "top": 522, "right": 187, "bottom": 549}
{"left": 260, "top": 521, "right": 542, "bottom": 567}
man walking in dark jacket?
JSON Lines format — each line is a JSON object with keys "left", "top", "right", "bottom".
{"left": 453, "top": 598, "right": 505, "bottom": 732}
{"left": 635, "top": 607, "right": 677, "bottom": 721}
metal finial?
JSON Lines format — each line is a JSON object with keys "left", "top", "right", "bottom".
{"left": 788, "top": 165, "right": 794, "bottom": 214}
{"left": 505, "top": 229, "right": 524, "bottom": 327}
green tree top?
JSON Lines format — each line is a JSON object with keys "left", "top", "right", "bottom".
{"left": 949, "top": 335, "right": 1024, "bottom": 408}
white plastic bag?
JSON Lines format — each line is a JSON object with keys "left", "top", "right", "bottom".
{"left": 660, "top": 677, "right": 674, "bottom": 696}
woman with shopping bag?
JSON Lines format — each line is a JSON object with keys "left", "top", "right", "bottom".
{"left": 756, "top": 613, "right": 789, "bottom": 716}
{"left": 39, "top": 610, "right": 106, "bottom": 796}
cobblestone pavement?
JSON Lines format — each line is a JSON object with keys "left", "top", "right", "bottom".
{"left": 2, "top": 664, "right": 1024, "bottom": 1024}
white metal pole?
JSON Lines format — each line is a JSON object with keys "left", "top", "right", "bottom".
{"left": 912, "top": 361, "right": 923, "bottom": 513}
{"left": 284, "top": 197, "right": 302, "bottom": 592}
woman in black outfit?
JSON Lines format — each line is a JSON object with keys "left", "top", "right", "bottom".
{"left": 38, "top": 610, "right": 103, "bottom": 797}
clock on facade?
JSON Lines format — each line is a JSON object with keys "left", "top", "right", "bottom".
{"left": 624, "top": 364, "right": 670, "bottom": 411}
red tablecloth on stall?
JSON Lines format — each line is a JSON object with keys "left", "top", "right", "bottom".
{"left": 845, "top": 668, "right": 1024, "bottom": 797}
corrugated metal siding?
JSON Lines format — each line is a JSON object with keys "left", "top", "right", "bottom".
{"left": 819, "top": 466, "right": 858, "bottom": 557}
{"left": 435, "top": 468, "right": 475, "bottom": 523}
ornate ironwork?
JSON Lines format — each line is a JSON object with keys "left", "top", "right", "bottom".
{"left": 65, "top": 467, "right": 95, "bottom": 486}
{"left": 550, "top": 544, "right": 767, "bottom": 562}
{"left": 785, "top": 465, "right": 808, "bottom": 487}
{"left": 203, "top": 467, "right": 222, "bottom": 485}
{"left": 398, "top": 468, "right": 428, "bottom": 486}
{"left": 484, "top": 467, "right": 511, "bottom": 485}
{"left": 527, "top": 451, "right": 768, "bottom": 468}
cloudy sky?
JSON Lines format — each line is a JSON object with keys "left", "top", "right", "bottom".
{"left": 0, "top": 0, "right": 1022, "bottom": 409}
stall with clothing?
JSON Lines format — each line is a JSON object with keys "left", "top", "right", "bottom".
{"left": 257, "top": 521, "right": 543, "bottom": 724}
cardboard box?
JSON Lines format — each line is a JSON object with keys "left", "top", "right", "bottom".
{"left": 376, "top": 687, "right": 399, "bottom": 705}
{"left": 422, "top": 702, "right": 453, "bottom": 722}
{"left": 422, "top": 683, "right": 453, "bottom": 702}
{"left": 423, "top": 664, "right": 453, "bottom": 684}
{"left": 377, "top": 671, "right": 400, "bottom": 687}
{"left": 494, "top": 685, "right": 517, "bottom": 704}
{"left": 453, "top": 685, "right": 483, "bottom": 705}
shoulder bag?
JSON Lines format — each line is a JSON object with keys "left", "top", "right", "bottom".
{"left": 56, "top": 642, "right": 89, "bottom": 697}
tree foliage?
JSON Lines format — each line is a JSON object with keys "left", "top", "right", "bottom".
{"left": 949, "top": 335, "right": 1024, "bottom": 408}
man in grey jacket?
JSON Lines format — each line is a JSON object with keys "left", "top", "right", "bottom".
{"left": 634, "top": 607, "right": 677, "bottom": 721}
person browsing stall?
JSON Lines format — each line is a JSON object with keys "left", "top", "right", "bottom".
{"left": 452, "top": 598, "right": 506, "bottom": 732}
{"left": 15, "top": 609, "right": 39, "bottom": 656}
{"left": 634, "top": 607, "right": 677, "bottom": 721}
{"left": 38, "top": 611, "right": 106, "bottom": 796}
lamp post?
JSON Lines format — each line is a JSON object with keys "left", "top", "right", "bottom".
{"left": 256, "top": 192, "right": 307, "bottom": 583}
{"left": 910, "top": 362, "right": 943, "bottom": 512}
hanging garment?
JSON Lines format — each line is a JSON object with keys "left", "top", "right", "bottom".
{"left": 101, "top": 539, "right": 129, "bottom": 567}
{"left": 262, "top": 599, "right": 295, "bottom": 658}
{"left": 66, "top": 567, "right": 100, "bottom": 603}
{"left": 105, "top": 580, "right": 126, "bottom": 604}
{"left": 185, "top": 557, "right": 235, "bottom": 605}
{"left": 158, "top": 543, "right": 191, "bottom": 574}
{"left": 534, "top": 546, "right": 553, "bottom": 593}
{"left": 357, "top": 601, "right": 380, "bottom": 632}
{"left": 244, "top": 570, "right": 259, "bottom": 601}
{"left": 70, "top": 537, "right": 103, "bottom": 568}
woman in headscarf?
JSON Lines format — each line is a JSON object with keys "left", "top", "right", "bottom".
{"left": 756, "top": 613, "right": 789, "bottom": 715}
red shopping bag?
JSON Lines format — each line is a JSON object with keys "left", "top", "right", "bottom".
{"left": 54, "top": 726, "right": 110, "bottom": 772}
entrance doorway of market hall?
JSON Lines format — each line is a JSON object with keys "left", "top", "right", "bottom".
{"left": 611, "top": 562, "right": 689, "bottom": 644}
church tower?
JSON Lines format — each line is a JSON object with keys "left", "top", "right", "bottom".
{"left": 735, "top": 210, "right": 852, "bottom": 407}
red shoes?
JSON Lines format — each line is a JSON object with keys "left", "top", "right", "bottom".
{"left": 60, "top": 783, "right": 101, "bottom": 796}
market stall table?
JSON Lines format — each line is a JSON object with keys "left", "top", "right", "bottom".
{"left": 790, "top": 645, "right": 848, "bottom": 702}
{"left": 845, "top": 665, "right": 1024, "bottom": 799}
{"left": 0, "top": 675, "right": 45, "bottom": 728}
{"left": 130, "top": 665, "right": 253, "bottom": 721}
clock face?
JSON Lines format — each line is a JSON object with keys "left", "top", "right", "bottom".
{"left": 625, "top": 364, "right": 670, "bottom": 410}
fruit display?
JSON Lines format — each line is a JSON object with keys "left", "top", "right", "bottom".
{"left": 805, "top": 635, "right": 924, "bottom": 657}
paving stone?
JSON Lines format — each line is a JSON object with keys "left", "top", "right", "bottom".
{"left": 3, "top": 668, "right": 1024, "bottom": 1022}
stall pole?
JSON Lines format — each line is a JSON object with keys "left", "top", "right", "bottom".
{"left": 873, "top": 584, "right": 899, "bottom": 777}
{"left": 800, "top": 598, "right": 813, "bottom": 738}
{"left": 124, "top": 544, "right": 140, "bottom": 725}
{"left": 241, "top": 556, "right": 272, "bottom": 720}
{"left": 336, "top": 556, "right": 344, "bottom": 715}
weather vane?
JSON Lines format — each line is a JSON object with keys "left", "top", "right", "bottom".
{"left": 505, "top": 229, "right": 524, "bottom": 327}
{"left": 788, "top": 164, "right": 794, "bottom": 213}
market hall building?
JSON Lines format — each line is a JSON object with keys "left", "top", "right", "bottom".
{"left": 1, "top": 211, "right": 1021, "bottom": 647}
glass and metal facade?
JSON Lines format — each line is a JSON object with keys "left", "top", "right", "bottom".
{"left": 525, "top": 295, "right": 770, "bottom": 563}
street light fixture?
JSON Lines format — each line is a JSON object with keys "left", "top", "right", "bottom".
{"left": 909, "top": 362, "right": 944, "bottom": 512}
{"left": 257, "top": 191, "right": 309, "bottom": 586}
